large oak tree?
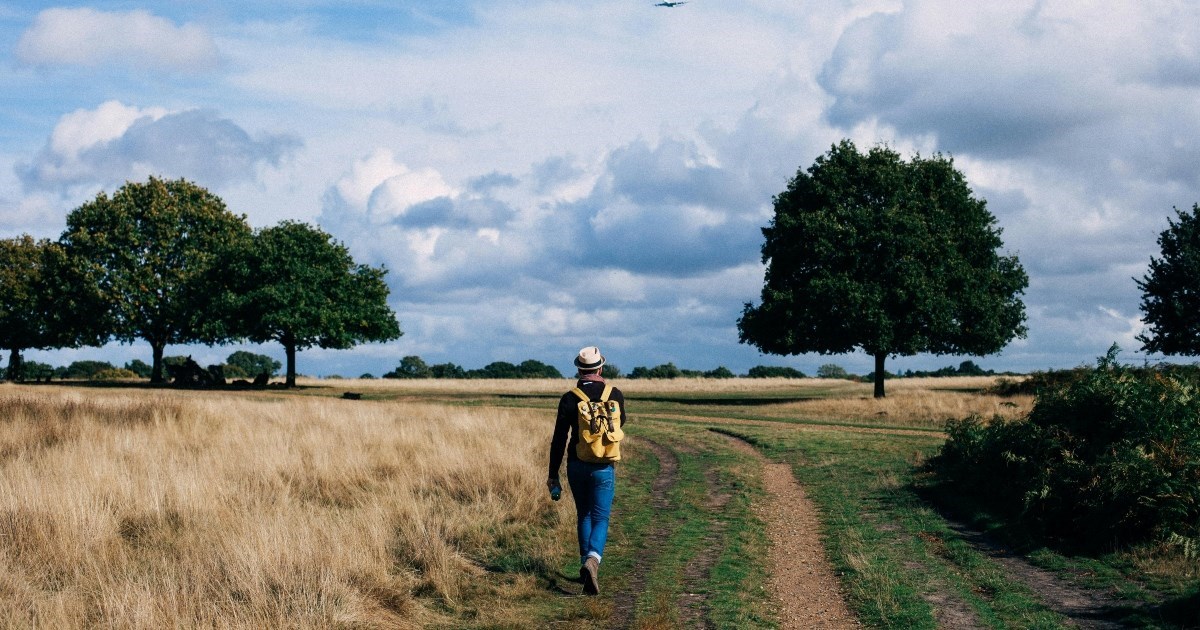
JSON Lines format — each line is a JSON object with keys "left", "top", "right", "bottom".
{"left": 1137, "top": 204, "right": 1200, "bottom": 355}
{"left": 0, "top": 236, "right": 105, "bottom": 381}
{"left": 738, "top": 140, "right": 1028, "bottom": 397}
{"left": 61, "top": 177, "right": 252, "bottom": 383}
{"left": 223, "top": 221, "right": 401, "bottom": 387}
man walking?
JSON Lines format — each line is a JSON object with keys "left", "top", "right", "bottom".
{"left": 548, "top": 346, "right": 627, "bottom": 596}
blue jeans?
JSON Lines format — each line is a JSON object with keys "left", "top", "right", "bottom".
{"left": 566, "top": 459, "right": 615, "bottom": 564}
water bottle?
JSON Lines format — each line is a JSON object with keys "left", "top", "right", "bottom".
{"left": 549, "top": 481, "right": 562, "bottom": 501}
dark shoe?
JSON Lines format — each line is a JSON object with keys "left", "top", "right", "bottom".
{"left": 581, "top": 557, "right": 600, "bottom": 595}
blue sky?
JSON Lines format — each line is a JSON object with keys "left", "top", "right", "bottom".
{"left": 2, "top": 1, "right": 1198, "bottom": 377}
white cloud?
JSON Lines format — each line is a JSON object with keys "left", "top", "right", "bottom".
{"left": 49, "top": 101, "right": 168, "bottom": 159}
{"left": 18, "top": 102, "right": 300, "bottom": 192}
{"left": 327, "top": 149, "right": 455, "bottom": 220}
{"left": 16, "top": 7, "right": 220, "bottom": 72}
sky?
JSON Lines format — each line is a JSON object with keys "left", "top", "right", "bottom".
{"left": 2, "top": 0, "right": 1199, "bottom": 378}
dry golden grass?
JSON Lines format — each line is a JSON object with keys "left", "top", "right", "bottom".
{"left": 0, "top": 384, "right": 573, "bottom": 628}
{"left": 774, "top": 387, "right": 1032, "bottom": 427}
{"left": 304, "top": 375, "right": 1028, "bottom": 428}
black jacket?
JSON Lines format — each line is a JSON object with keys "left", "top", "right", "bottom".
{"left": 548, "top": 378, "right": 627, "bottom": 480}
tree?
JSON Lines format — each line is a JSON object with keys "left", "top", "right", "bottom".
{"left": 224, "top": 221, "right": 401, "bottom": 387}
{"left": 430, "top": 362, "right": 466, "bottom": 378}
{"left": 124, "top": 359, "right": 153, "bottom": 378}
{"left": 385, "top": 355, "right": 433, "bottom": 379}
{"left": 517, "top": 359, "right": 563, "bottom": 379}
{"left": 738, "top": 141, "right": 1028, "bottom": 397}
{"left": 816, "top": 364, "right": 850, "bottom": 379}
{"left": 747, "top": 365, "right": 805, "bottom": 378}
{"left": 225, "top": 350, "right": 281, "bottom": 378}
{"left": 629, "top": 363, "right": 683, "bottom": 379}
{"left": 63, "top": 360, "right": 117, "bottom": 379}
{"left": 704, "top": 366, "right": 735, "bottom": 379}
{"left": 0, "top": 235, "right": 104, "bottom": 381}
{"left": 61, "top": 177, "right": 252, "bottom": 383}
{"left": 1137, "top": 205, "right": 1200, "bottom": 355}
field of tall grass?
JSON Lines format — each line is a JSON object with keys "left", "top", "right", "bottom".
{"left": 0, "top": 384, "right": 573, "bottom": 628}
{"left": 0, "top": 374, "right": 1056, "bottom": 628}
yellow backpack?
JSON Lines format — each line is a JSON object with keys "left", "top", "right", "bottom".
{"left": 572, "top": 385, "right": 624, "bottom": 463}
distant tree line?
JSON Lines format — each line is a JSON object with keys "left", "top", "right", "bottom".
{"left": 362, "top": 355, "right": 1016, "bottom": 381}
{"left": 0, "top": 177, "right": 400, "bottom": 386}
{"left": 382, "top": 355, "right": 565, "bottom": 379}
{"left": 3, "top": 351, "right": 284, "bottom": 383}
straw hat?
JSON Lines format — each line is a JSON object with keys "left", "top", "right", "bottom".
{"left": 574, "top": 346, "right": 605, "bottom": 370}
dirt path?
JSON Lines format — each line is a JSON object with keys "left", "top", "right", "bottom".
{"left": 719, "top": 434, "right": 860, "bottom": 629}
{"left": 943, "top": 520, "right": 1130, "bottom": 629}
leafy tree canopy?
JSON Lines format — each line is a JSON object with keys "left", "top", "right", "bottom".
{"left": 1137, "top": 204, "right": 1200, "bottom": 355}
{"left": 816, "top": 364, "right": 851, "bottom": 379}
{"left": 385, "top": 355, "right": 433, "bottom": 379}
{"left": 747, "top": 365, "right": 806, "bottom": 378}
{"left": 124, "top": 359, "right": 152, "bottom": 378}
{"left": 63, "top": 360, "right": 116, "bottom": 379}
{"left": 0, "top": 235, "right": 105, "bottom": 381}
{"left": 738, "top": 140, "right": 1028, "bottom": 397}
{"left": 225, "top": 221, "right": 401, "bottom": 387}
{"left": 61, "top": 177, "right": 252, "bottom": 383}
{"left": 225, "top": 350, "right": 281, "bottom": 378}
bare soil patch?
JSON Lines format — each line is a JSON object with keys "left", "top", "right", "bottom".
{"left": 720, "top": 434, "right": 860, "bottom": 629}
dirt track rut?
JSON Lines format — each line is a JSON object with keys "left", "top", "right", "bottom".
{"left": 719, "top": 433, "right": 860, "bottom": 629}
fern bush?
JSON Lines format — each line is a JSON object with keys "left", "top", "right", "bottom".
{"left": 933, "top": 346, "right": 1200, "bottom": 551}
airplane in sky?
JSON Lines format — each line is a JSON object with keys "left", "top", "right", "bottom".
{"left": 654, "top": 1, "right": 687, "bottom": 6}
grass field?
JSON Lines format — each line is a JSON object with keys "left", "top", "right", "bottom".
{"left": 0, "top": 376, "right": 1194, "bottom": 628}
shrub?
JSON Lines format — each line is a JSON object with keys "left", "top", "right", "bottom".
{"left": 93, "top": 368, "right": 139, "bottom": 380}
{"left": 816, "top": 363, "right": 850, "bottom": 379}
{"left": 63, "top": 360, "right": 116, "bottom": 379}
{"left": 932, "top": 345, "right": 1200, "bottom": 551}
{"left": 747, "top": 365, "right": 806, "bottom": 378}
{"left": 15, "top": 360, "right": 57, "bottom": 381}
{"left": 629, "top": 363, "right": 683, "bottom": 379}
{"left": 704, "top": 366, "right": 736, "bottom": 379}
{"left": 988, "top": 367, "right": 1089, "bottom": 396}
{"left": 124, "top": 359, "right": 152, "bottom": 378}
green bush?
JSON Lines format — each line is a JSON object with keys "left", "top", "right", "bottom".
{"left": 63, "top": 360, "right": 116, "bottom": 379}
{"left": 932, "top": 346, "right": 1200, "bottom": 551}
{"left": 816, "top": 363, "right": 850, "bottom": 379}
{"left": 124, "top": 359, "right": 152, "bottom": 378}
{"left": 226, "top": 351, "right": 281, "bottom": 377}
{"left": 93, "top": 368, "right": 139, "bottom": 380}
{"left": 747, "top": 365, "right": 806, "bottom": 378}
{"left": 704, "top": 366, "right": 735, "bottom": 379}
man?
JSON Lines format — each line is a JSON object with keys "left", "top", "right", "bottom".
{"left": 548, "top": 345, "right": 627, "bottom": 596}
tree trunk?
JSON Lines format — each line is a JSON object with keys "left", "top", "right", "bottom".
{"left": 150, "top": 341, "right": 166, "bottom": 384}
{"left": 6, "top": 348, "right": 21, "bottom": 382}
{"left": 284, "top": 334, "right": 297, "bottom": 388}
{"left": 873, "top": 352, "right": 886, "bottom": 399}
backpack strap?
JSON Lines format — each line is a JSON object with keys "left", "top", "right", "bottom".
{"left": 572, "top": 385, "right": 614, "bottom": 403}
